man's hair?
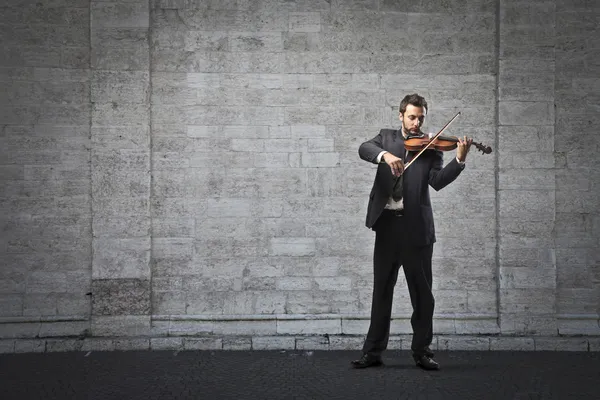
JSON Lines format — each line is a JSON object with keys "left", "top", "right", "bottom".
{"left": 399, "top": 93, "right": 428, "bottom": 115}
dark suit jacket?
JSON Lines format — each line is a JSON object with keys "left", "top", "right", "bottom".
{"left": 359, "top": 128, "right": 465, "bottom": 246}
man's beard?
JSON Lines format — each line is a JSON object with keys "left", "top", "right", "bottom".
{"left": 402, "top": 123, "right": 422, "bottom": 137}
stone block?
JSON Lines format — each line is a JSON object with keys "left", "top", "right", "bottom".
{"left": 223, "top": 336, "right": 251, "bottom": 350}
{"left": 499, "top": 190, "right": 555, "bottom": 222}
{"left": 277, "top": 318, "right": 341, "bottom": 335}
{"left": 182, "top": 31, "right": 227, "bottom": 52}
{"left": 499, "top": 152, "right": 555, "bottom": 170}
{"left": 61, "top": 47, "right": 90, "bottom": 69}
{"left": 92, "top": 238, "right": 151, "bottom": 279}
{"left": 329, "top": 335, "right": 364, "bottom": 350}
{"left": 455, "top": 319, "right": 501, "bottom": 335}
{"left": 26, "top": 271, "right": 70, "bottom": 293}
{"left": 184, "top": 337, "right": 222, "bottom": 350}
{"left": 499, "top": 101, "right": 554, "bottom": 126}
{"left": 81, "top": 338, "right": 115, "bottom": 352}
{"left": 91, "top": 126, "right": 150, "bottom": 148}
{"left": 0, "top": 323, "right": 41, "bottom": 339}
{"left": 313, "top": 277, "right": 352, "bottom": 291}
{"left": 557, "top": 288, "right": 599, "bottom": 315}
{"left": 283, "top": 73, "right": 313, "bottom": 89}
{"left": 313, "top": 73, "right": 351, "bottom": 88}
{"left": 490, "top": 337, "right": 535, "bottom": 351}
{"left": 24, "top": 293, "right": 88, "bottom": 317}
{"left": 92, "top": 103, "right": 149, "bottom": 125}
{"left": 151, "top": 337, "right": 183, "bottom": 350}
{"left": 46, "top": 339, "right": 84, "bottom": 352}
{"left": 438, "top": 336, "right": 490, "bottom": 351}
{"left": 500, "top": 314, "right": 557, "bottom": 336}
{"left": 195, "top": 238, "right": 267, "bottom": 258}
{"left": 589, "top": 338, "right": 600, "bottom": 352}
{"left": 167, "top": 321, "right": 214, "bottom": 336}
{"left": 182, "top": 73, "right": 219, "bottom": 89}
{"left": 555, "top": 191, "right": 600, "bottom": 214}
{"left": 92, "top": 315, "right": 151, "bottom": 337}
{"left": 91, "top": 28, "right": 149, "bottom": 70}
{"left": 295, "top": 336, "right": 330, "bottom": 350}
{"left": 315, "top": 236, "right": 373, "bottom": 257}
{"left": 301, "top": 152, "right": 340, "bottom": 167}
{"left": 152, "top": 276, "right": 184, "bottom": 292}
{"left": 499, "top": 220, "right": 555, "bottom": 248}
{"left": 429, "top": 318, "right": 456, "bottom": 334}
{"left": 284, "top": 52, "right": 373, "bottom": 74}
{"left": 535, "top": 338, "right": 589, "bottom": 351}
{"left": 230, "top": 138, "right": 265, "bottom": 152}
{"left": 500, "top": 289, "right": 556, "bottom": 314}
{"left": 15, "top": 339, "right": 45, "bottom": 353}
{"left": 91, "top": 279, "right": 150, "bottom": 316}
{"left": 252, "top": 336, "right": 295, "bottom": 350}
{"left": 39, "top": 321, "right": 89, "bottom": 338}
{"left": 152, "top": 291, "right": 186, "bottom": 314}
{"left": 434, "top": 290, "right": 469, "bottom": 314}
{"left": 323, "top": 10, "right": 381, "bottom": 32}
{"left": 229, "top": 33, "right": 283, "bottom": 52}
{"left": 114, "top": 338, "right": 150, "bottom": 351}
{"left": 212, "top": 321, "right": 277, "bottom": 336}
{"left": 557, "top": 264, "right": 595, "bottom": 289}
{"left": 270, "top": 238, "right": 316, "bottom": 257}
{"left": 93, "top": 215, "right": 151, "bottom": 238}
{"left": 556, "top": 169, "right": 594, "bottom": 192}
{"left": 466, "top": 291, "right": 497, "bottom": 315}
{"left": 91, "top": 71, "right": 149, "bottom": 104}
{"left": 153, "top": 48, "right": 283, "bottom": 73}
{"left": 91, "top": 1, "right": 149, "bottom": 29}
{"left": 158, "top": 8, "right": 288, "bottom": 31}
{"left": 499, "top": 169, "right": 555, "bottom": 190}
{"left": 558, "top": 319, "right": 600, "bottom": 336}
{"left": 500, "top": 59, "right": 555, "bottom": 76}
{"left": 254, "top": 291, "right": 287, "bottom": 314}
{"left": 0, "top": 295, "right": 23, "bottom": 317}
{"left": 276, "top": 277, "right": 313, "bottom": 291}
{"left": 500, "top": 267, "right": 556, "bottom": 289}
{"left": 289, "top": 12, "right": 321, "bottom": 32}
{"left": 187, "top": 105, "right": 284, "bottom": 125}
{"left": 0, "top": 340, "right": 15, "bottom": 353}
{"left": 501, "top": 2, "right": 556, "bottom": 27}
{"left": 341, "top": 318, "right": 369, "bottom": 335}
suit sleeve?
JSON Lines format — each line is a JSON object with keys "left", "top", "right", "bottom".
{"left": 358, "top": 130, "right": 386, "bottom": 164}
{"left": 428, "top": 150, "right": 465, "bottom": 191}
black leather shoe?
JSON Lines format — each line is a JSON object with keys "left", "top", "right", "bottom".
{"left": 424, "top": 346, "right": 434, "bottom": 358}
{"left": 350, "top": 353, "right": 383, "bottom": 369}
{"left": 413, "top": 354, "right": 439, "bottom": 371}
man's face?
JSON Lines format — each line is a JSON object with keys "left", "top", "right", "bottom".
{"left": 399, "top": 104, "right": 426, "bottom": 135}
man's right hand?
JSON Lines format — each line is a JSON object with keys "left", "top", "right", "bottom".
{"left": 383, "top": 152, "right": 404, "bottom": 177}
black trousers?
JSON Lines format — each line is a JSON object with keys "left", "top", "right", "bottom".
{"left": 362, "top": 210, "right": 435, "bottom": 357}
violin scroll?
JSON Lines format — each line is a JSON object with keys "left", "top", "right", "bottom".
{"left": 472, "top": 141, "right": 492, "bottom": 154}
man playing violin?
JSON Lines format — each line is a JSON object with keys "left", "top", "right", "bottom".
{"left": 351, "top": 93, "right": 472, "bottom": 371}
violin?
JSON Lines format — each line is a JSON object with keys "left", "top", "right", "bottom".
{"left": 403, "top": 112, "right": 492, "bottom": 171}
{"left": 404, "top": 134, "right": 492, "bottom": 154}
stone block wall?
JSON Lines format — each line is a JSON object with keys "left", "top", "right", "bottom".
{"left": 0, "top": 0, "right": 598, "bottom": 351}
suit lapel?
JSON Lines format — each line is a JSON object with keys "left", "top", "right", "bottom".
{"left": 388, "top": 129, "right": 405, "bottom": 159}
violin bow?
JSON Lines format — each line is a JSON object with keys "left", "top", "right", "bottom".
{"left": 403, "top": 111, "right": 461, "bottom": 171}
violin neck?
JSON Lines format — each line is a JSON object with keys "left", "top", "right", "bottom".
{"left": 437, "top": 135, "right": 458, "bottom": 142}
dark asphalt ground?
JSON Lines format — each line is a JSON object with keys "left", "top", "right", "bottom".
{"left": 1, "top": 350, "right": 599, "bottom": 400}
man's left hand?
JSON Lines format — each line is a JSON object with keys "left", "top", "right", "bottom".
{"left": 456, "top": 136, "right": 472, "bottom": 162}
